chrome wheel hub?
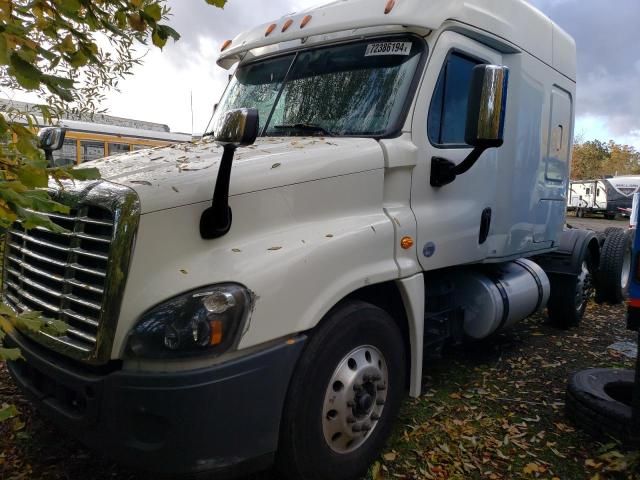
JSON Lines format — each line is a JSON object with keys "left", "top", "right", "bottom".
{"left": 322, "top": 345, "right": 388, "bottom": 454}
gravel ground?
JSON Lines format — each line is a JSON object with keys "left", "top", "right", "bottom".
{"left": 566, "top": 213, "right": 630, "bottom": 232}
{"left": 1, "top": 215, "right": 638, "bottom": 479}
{"left": 1, "top": 300, "right": 639, "bottom": 480}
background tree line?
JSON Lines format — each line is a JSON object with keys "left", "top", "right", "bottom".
{"left": 571, "top": 139, "right": 640, "bottom": 180}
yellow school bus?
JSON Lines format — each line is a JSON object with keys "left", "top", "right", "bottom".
{"left": 51, "top": 118, "right": 192, "bottom": 166}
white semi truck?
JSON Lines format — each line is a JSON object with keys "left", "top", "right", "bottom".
{"left": 4, "top": 1, "right": 602, "bottom": 479}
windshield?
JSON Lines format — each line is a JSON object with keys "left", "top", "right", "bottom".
{"left": 213, "top": 37, "right": 424, "bottom": 137}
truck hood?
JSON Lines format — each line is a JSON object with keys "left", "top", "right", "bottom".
{"left": 91, "top": 136, "right": 383, "bottom": 214}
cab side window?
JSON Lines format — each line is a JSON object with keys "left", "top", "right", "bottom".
{"left": 428, "top": 52, "right": 481, "bottom": 146}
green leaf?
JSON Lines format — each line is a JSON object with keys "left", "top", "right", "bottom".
{"left": 156, "top": 24, "right": 180, "bottom": 42}
{"left": 9, "top": 52, "right": 42, "bottom": 89}
{"left": 16, "top": 207, "right": 68, "bottom": 233}
{"left": 204, "top": 0, "right": 227, "bottom": 7}
{"left": 42, "top": 74, "right": 74, "bottom": 89}
{"left": 144, "top": 3, "right": 162, "bottom": 22}
{"left": 41, "top": 318, "right": 68, "bottom": 336}
{"left": 16, "top": 46, "right": 37, "bottom": 63}
{"left": 16, "top": 165, "right": 48, "bottom": 188}
{"left": 59, "top": 0, "right": 82, "bottom": 14}
{"left": 0, "top": 114, "right": 8, "bottom": 135}
{"left": 0, "top": 404, "right": 19, "bottom": 423}
{"left": 15, "top": 133, "right": 40, "bottom": 158}
{"left": 0, "top": 303, "right": 16, "bottom": 317}
{"left": 0, "top": 33, "right": 9, "bottom": 66}
{"left": 14, "top": 311, "right": 43, "bottom": 332}
{"left": 68, "top": 49, "right": 88, "bottom": 67}
{"left": 70, "top": 167, "right": 101, "bottom": 181}
{"left": 22, "top": 191, "right": 70, "bottom": 214}
{"left": 44, "top": 82, "right": 75, "bottom": 102}
{"left": 0, "top": 349, "right": 22, "bottom": 363}
{"left": 152, "top": 29, "right": 167, "bottom": 49}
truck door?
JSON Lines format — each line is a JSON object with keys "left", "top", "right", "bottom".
{"left": 410, "top": 31, "right": 502, "bottom": 270}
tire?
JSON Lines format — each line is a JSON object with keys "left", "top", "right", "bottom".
{"left": 604, "top": 227, "right": 624, "bottom": 237}
{"left": 276, "top": 301, "right": 406, "bottom": 480}
{"left": 597, "top": 229, "right": 632, "bottom": 304}
{"left": 547, "top": 248, "right": 595, "bottom": 328}
{"left": 565, "top": 368, "right": 638, "bottom": 445}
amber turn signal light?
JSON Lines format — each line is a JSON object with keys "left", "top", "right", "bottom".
{"left": 209, "top": 320, "right": 223, "bottom": 346}
{"left": 401, "top": 236, "right": 414, "bottom": 250}
{"left": 220, "top": 39, "right": 232, "bottom": 52}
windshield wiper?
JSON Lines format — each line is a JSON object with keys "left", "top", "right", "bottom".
{"left": 273, "top": 123, "right": 333, "bottom": 137}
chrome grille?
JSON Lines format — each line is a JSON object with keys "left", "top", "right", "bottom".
{"left": 3, "top": 206, "right": 114, "bottom": 354}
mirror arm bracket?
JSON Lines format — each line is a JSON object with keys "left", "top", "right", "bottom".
{"left": 200, "top": 145, "right": 236, "bottom": 239}
{"left": 430, "top": 146, "right": 488, "bottom": 188}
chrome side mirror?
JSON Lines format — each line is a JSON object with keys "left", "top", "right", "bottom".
{"left": 38, "top": 127, "right": 66, "bottom": 152}
{"left": 200, "top": 108, "right": 260, "bottom": 240}
{"left": 213, "top": 108, "right": 259, "bottom": 148}
{"left": 431, "top": 64, "right": 509, "bottom": 187}
{"left": 465, "top": 65, "right": 509, "bottom": 148}
{"left": 38, "top": 127, "right": 67, "bottom": 167}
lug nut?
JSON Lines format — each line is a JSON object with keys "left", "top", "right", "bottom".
{"left": 371, "top": 413, "right": 380, "bottom": 421}
{"left": 376, "top": 398, "right": 385, "bottom": 406}
{"left": 376, "top": 384, "right": 387, "bottom": 391}
{"left": 372, "top": 374, "right": 382, "bottom": 382}
{"left": 362, "top": 423, "right": 372, "bottom": 431}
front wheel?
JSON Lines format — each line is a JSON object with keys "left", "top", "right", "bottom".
{"left": 277, "top": 301, "right": 406, "bottom": 480}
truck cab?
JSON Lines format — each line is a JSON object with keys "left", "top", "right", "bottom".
{"left": 3, "top": 1, "right": 598, "bottom": 479}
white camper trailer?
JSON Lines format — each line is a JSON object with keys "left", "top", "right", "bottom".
{"left": 4, "top": 1, "right": 606, "bottom": 479}
{"left": 568, "top": 176, "right": 640, "bottom": 218}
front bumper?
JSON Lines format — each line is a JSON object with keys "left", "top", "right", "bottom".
{"left": 6, "top": 332, "right": 306, "bottom": 476}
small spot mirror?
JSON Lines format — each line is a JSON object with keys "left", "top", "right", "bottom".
{"left": 465, "top": 65, "right": 509, "bottom": 148}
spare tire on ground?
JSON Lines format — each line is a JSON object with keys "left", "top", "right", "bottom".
{"left": 596, "top": 229, "right": 632, "bottom": 304}
{"left": 566, "top": 368, "right": 639, "bottom": 446}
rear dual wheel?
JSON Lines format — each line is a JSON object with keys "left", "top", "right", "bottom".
{"left": 597, "top": 229, "right": 632, "bottom": 304}
{"left": 547, "top": 249, "right": 595, "bottom": 328}
{"left": 277, "top": 301, "right": 406, "bottom": 480}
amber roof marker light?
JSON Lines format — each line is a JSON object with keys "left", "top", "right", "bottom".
{"left": 282, "top": 19, "right": 294, "bottom": 32}
{"left": 220, "top": 39, "right": 232, "bottom": 52}
{"left": 265, "top": 23, "right": 277, "bottom": 36}
{"left": 300, "top": 15, "right": 312, "bottom": 29}
{"left": 384, "top": 0, "right": 396, "bottom": 14}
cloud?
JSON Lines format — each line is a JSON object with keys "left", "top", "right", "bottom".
{"left": 97, "top": 0, "right": 320, "bottom": 134}
{"left": 529, "top": 0, "right": 640, "bottom": 140}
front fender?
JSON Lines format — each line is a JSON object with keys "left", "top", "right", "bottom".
{"left": 113, "top": 169, "right": 401, "bottom": 362}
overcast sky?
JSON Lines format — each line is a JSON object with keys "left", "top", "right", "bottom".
{"left": 11, "top": 0, "right": 640, "bottom": 148}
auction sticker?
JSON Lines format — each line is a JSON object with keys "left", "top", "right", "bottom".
{"left": 365, "top": 42, "right": 412, "bottom": 56}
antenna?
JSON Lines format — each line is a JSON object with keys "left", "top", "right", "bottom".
{"left": 190, "top": 90, "right": 194, "bottom": 138}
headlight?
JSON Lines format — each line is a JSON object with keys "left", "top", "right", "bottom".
{"left": 127, "top": 284, "right": 252, "bottom": 359}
